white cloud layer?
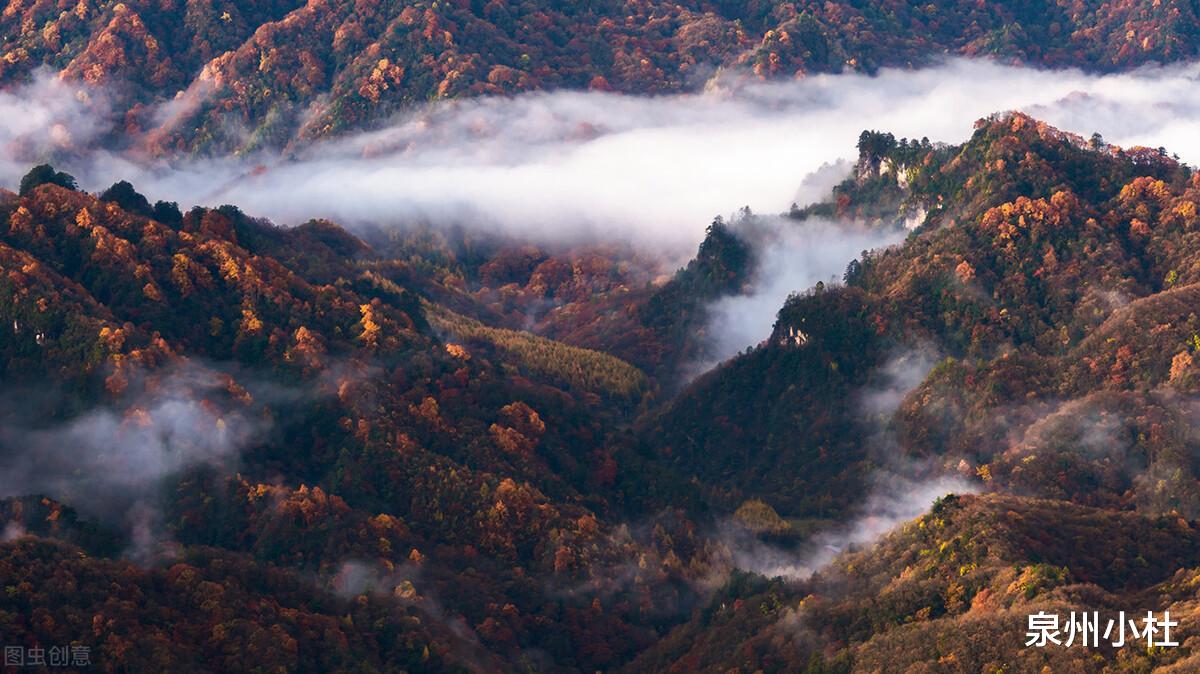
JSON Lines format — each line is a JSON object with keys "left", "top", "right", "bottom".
{"left": 5, "top": 59, "right": 1200, "bottom": 253}
{"left": 8, "top": 59, "right": 1200, "bottom": 361}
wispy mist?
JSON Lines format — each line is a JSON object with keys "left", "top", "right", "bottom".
{"left": 0, "top": 70, "right": 114, "bottom": 181}
{"left": 719, "top": 346, "right": 966, "bottom": 582}
{"left": 7, "top": 60, "right": 1200, "bottom": 252}
{"left": 0, "top": 362, "right": 266, "bottom": 552}
{"left": 725, "top": 473, "right": 978, "bottom": 582}
{"left": 697, "top": 215, "right": 906, "bottom": 367}
{"left": 858, "top": 348, "right": 943, "bottom": 421}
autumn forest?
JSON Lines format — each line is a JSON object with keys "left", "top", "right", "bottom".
{"left": 6, "top": 1, "right": 1200, "bottom": 673}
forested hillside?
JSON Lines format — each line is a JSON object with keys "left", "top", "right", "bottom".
{"left": 2, "top": 0, "right": 1199, "bottom": 152}
{"left": 622, "top": 113, "right": 1200, "bottom": 672}
{"left": 0, "top": 169, "right": 716, "bottom": 671}
{"left": 9, "top": 110, "right": 1200, "bottom": 670}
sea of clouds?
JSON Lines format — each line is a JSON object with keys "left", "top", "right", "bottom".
{"left": 3, "top": 58, "right": 1200, "bottom": 253}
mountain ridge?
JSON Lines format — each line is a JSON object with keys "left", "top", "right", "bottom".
{"left": 5, "top": 1, "right": 1200, "bottom": 153}
{"left": 8, "top": 109, "right": 1200, "bottom": 670}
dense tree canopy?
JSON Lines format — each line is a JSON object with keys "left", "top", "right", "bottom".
{"left": 4, "top": 0, "right": 1200, "bottom": 152}
{"left": 10, "top": 109, "right": 1200, "bottom": 670}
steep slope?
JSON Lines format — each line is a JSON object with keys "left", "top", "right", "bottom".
{"left": 627, "top": 493, "right": 1200, "bottom": 672}
{"left": 4, "top": 0, "right": 1200, "bottom": 152}
{"left": 619, "top": 113, "right": 1200, "bottom": 672}
{"left": 632, "top": 113, "right": 1199, "bottom": 518}
{"left": 0, "top": 171, "right": 716, "bottom": 671}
